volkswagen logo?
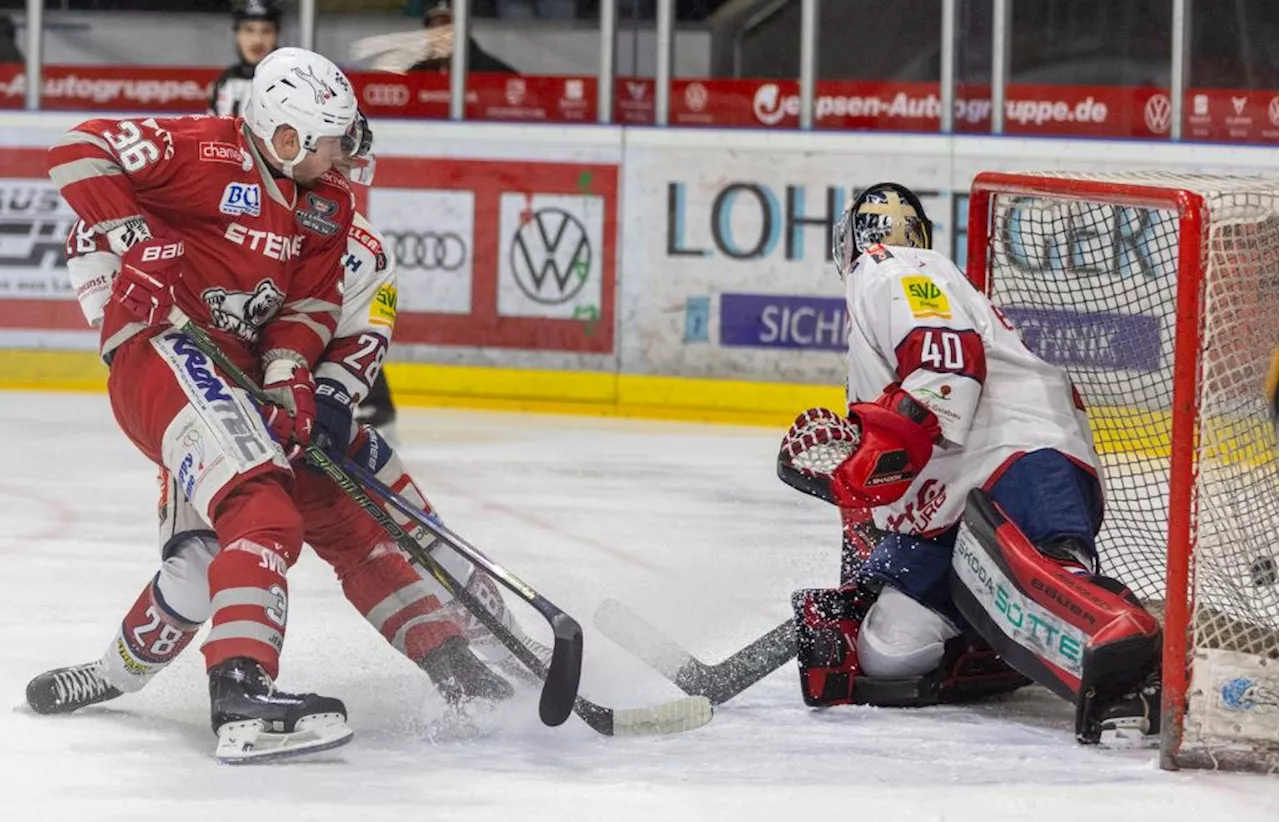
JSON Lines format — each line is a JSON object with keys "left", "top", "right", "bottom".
{"left": 363, "top": 83, "right": 410, "bottom": 107}
{"left": 1143, "top": 93, "right": 1171, "bottom": 134}
{"left": 383, "top": 231, "right": 467, "bottom": 271}
{"left": 509, "top": 208, "right": 591, "bottom": 305}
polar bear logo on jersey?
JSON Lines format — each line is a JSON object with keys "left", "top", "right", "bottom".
{"left": 202, "top": 279, "right": 285, "bottom": 342}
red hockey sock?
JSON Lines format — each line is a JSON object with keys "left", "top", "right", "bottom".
{"left": 201, "top": 474, "right": 302, "bottom": 677}
{"left": 340, "top": 541, "right": 461, "bottom": 664}
{"left": 101, "top": 575, "right": 200, "bottom": 693}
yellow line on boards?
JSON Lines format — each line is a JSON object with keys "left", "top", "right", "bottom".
{"left": 0, "top": 350, "right": 1239, "bottom": 457}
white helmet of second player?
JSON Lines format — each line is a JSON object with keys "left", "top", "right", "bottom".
{"left": 245, "top": 46, "right": 358, "bottom": 178}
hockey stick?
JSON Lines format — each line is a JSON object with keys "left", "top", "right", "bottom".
{"left": 594, "top": 599, "right": 796, "bottom": 706}
{"left": 165, "top": 309, "right": 578, "bottom": 727}
{"left": 590, "top": 409, "right": 854, "bottom": 705}
{"left": 168, "top": 310, "right": 712, "bottom": 736}
{"left": 336, "top": 455, "right": 584, "bottom": 718}
{"left": 338, "top": 456, "right": 714, "bottom": 737}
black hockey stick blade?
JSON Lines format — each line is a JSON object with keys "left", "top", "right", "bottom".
{"left": 338, "top": 455, "right": 583, "bottom": 727}
{"left": 594, "top": 598, "right": 797, "bottom": 705}
{"left": 347, "top": 466, "right": 705, "bottom": 733}
{"left": 541, "top": 613, "right": 584, "bottom": 726}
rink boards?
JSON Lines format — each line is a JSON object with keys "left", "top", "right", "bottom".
{"left": 0, "top": 115, "right": 1275, "bottom": 445}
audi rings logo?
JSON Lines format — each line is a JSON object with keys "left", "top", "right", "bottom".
{"left": 383, "top": 231, "right": 467, "bottom": 271}
{"left": 363, "top": 83, "right": 410, "bottom": 107}
{"left": 510, "top": 208, "right": 591, "bottom": 305}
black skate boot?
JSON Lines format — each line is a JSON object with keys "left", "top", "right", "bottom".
{"left": 1078, "top": 669, "right": 1162, "bottom": 747}
{"left": 1095, "top": 672, "right": 1162, "bottom": 747}
{"left": 356, "top": 370, "right": 398, "bottom": 443}
{"left": 26, "top": 661, "right": 122, "bottom": 715}
{"left": 209, "top": 657, "right": 353, "bottom": 764}
{"left": 419, "top": 636, "right": 515, "bottom": 706}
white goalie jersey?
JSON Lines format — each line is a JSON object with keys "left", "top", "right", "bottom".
{"left": 844, "top": 244, "right": 1103, "bottom": 537}
{"left": 66, "top": 212, "right": 398, "bottom": 402}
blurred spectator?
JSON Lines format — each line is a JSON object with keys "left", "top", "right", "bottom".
{"left": 410, "top": 1, "right": 518, "bottom": 74}
{"left": 209, "top": 0, "right": 282, "bottom": 115}
{"left": 0, "top": 16, "right": 23, "bottom": 64}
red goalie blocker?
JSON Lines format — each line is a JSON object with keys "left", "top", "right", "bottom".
{"left": 948, "top": 489, "right": 1162, "bottom": 743}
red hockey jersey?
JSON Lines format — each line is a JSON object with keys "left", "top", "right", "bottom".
{"left": 47, "top": 115, "right": 353, "bottom": 370}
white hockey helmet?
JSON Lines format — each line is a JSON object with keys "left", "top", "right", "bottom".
{"left": 245, "top": 46, "right": 359, "bottom": 178}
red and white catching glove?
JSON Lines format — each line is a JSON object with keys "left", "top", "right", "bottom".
{"left": 778, "top": 387, "right": 942, "bottom": 509}
{"left": 830, "top": 385, "right": 941, "bottom": 508}
{"left": 261, "top": 357, "right": 316, "bottom": 460}
{"left": 112, "top": 238, "right": 185, "bottom": 326}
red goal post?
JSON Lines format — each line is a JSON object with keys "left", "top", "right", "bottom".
{"left": 965, "top": 171, "right": 1278, "bottom": 772}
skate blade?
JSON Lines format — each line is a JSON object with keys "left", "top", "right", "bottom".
{"left": 215, "top": 713, "right": 353, "bottom": 764}
{"left": 1098, "top": 720, "right": 1158, "bottom": 750}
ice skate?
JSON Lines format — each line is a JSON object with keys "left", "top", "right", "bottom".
{"left": 450, "top": 571, "right": 552, "bottom": 686}
{"left": 1091, "top": 673, "right": 1162, "bottom": 748}
{"left": 418, "top": 635, "right": 515, "bottom": 706}
{"left": 26, "top": 661, "right": 122, "bottom": 715}
{"left": 209, "top": 657, "right": 353, "bottom": 764}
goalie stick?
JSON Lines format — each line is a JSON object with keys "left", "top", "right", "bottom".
{"left": 169, "top": 309, "right": 711, "bottom": 736}
{"left": 337, "top": 456, "right": 714, "bottom": 736}
{"left": 593, "top": 407, "right": 884, "bottom": 706}
{"left": 594, "top": 599, "right": 796, "bottom": 706}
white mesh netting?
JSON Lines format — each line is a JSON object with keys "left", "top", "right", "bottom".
{"left": 979, "top": 171, "right": 1278, "bottom": 770}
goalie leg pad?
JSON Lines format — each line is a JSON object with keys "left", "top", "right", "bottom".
{"left": 792, "top": 583, "right": 876, "bottom": 707}
{"left": 949, "top": 488, "right": 1161, "bottom": 740}
{"left": 793, "top": 581, "right": 1028, "bottom": 708}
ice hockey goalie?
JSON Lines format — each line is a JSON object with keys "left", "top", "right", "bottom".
{"left": 780, "top": 182, "right": 1163, "bottom": 746}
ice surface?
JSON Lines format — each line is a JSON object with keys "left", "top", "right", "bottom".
{"left": 1, "top": 392, "right": 1274, "bottom": 821}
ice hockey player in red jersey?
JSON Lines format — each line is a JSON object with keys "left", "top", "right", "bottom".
{"left": 782, "top": 183, "right": 1163, "bottom": 746}
{"left": 27, "top": 140, "right": 552, "bottom": 731}
{"left": 43, "top": 46, "right": 363, "bottom": 762}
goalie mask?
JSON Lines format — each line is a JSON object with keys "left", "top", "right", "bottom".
{"left": 833, "top": 183, "right": 933, "bottom": 278}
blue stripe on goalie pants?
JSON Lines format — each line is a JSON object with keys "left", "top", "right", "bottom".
{"left": 858, "top": 449, "right": 1103, "bottom": 625}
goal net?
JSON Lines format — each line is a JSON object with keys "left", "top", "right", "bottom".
{"left": 967, "top": 171, "right": 1278, "bottom": 772}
